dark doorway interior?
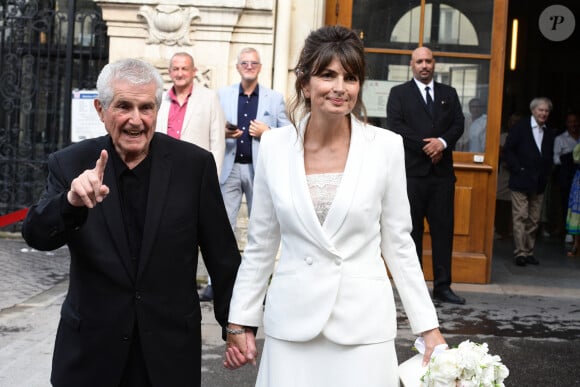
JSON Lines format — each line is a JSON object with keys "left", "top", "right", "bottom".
{"left": 503, "top": 1, "right": 579, "bottom": 239}
{"left": 504, "top": 0, "right": 579, "bottom": 130}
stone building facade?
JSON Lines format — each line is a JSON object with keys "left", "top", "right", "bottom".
{"left": 96, "top": 0, "right": 325, "bottom": 97}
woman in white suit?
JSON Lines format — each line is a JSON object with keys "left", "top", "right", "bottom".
{"left": 224, "top": 25, "right": 446, "bottom": 386}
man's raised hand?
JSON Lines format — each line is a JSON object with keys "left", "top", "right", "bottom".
{"left": 67, "top": 149, "right": 110, "bottom": 208}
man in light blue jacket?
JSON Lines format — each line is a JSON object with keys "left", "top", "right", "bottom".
{"left": 198, "top": 47, "right": 289, "bottom": 301}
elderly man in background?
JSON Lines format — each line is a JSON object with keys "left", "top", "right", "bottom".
{"left": 503, "top": 97, "right": 555, "bottom": 266}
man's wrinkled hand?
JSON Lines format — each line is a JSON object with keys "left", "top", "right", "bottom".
{"left": 67, "top": 149, "right": 110, "bottom": 208}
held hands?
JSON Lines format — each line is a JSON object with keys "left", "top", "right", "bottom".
{"left": 422, "top": 138, "right": 444, "bottom": 164}
{"left": 223, "top": 324, "right": 258, "bottom": 370}
{"left": 420, "top": 327, "right": 447, "bottom": 366}
{"left": 67, "top": 149, "right": 110, "bottom": 208}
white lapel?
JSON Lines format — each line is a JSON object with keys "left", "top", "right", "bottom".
{"left": 288, "top": 115, "right": 365, "bottom": 249}
{"left": 323, "top": 115, "right": 364, "bottom": 239}
{"left": 288, "top": 117, "right": 336, "bottom": 251}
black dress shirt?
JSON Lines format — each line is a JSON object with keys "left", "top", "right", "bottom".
{"left": 111, "top": 146, "right": 151, "bottom": 272}
{"left": 235, "top": 84, "right": 259, "bottom": 164}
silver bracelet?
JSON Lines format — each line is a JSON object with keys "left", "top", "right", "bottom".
{"left": 226, "top": 327, "right": 245, "bottom": 335}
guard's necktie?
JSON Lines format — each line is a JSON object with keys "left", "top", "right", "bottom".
{"left": 425, "top": 86, "right": 434, "bottom": 115}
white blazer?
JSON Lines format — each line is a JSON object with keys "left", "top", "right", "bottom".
{"left": 156, "top": 85, "right": 226, "bottom": 175}
{"left": 228, "top": 115, "right": 439, "bottom": 345}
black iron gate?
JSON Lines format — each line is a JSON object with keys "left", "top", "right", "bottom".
{"left": 0, "top": 0, "right": 108, "bottom": 231}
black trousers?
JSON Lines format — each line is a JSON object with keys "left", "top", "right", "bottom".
{"left": 406, "top": 174, "right": 455, "bottom": 291}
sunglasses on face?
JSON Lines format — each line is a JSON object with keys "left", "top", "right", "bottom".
{"left": 238, "top": 61, "right": 261, "bottom": 68}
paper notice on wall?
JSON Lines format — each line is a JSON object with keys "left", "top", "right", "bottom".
{"left": 362, "top": 80, "right": 400, "bottom": 118}
{"left": 71, "top": 90, "right": 105, "bottom": 142}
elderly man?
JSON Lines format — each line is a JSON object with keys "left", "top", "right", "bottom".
{"left": 22, "top": 58, "right": 240, "bottom": 386}
{"left": 502, "top": 97, "right": 555, "bottom": 266}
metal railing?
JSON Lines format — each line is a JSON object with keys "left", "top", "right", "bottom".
{"left": 0, "top": 0, "right": 108, "bottom": 231}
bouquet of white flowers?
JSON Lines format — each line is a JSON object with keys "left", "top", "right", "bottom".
{"left": 420, "top": 340, "right": 509, "bottom": 387}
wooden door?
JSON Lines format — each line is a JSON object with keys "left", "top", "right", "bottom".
{"left": 326, "top": 0, "right": 509, "bottom": 283}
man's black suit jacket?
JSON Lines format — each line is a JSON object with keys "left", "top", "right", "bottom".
{"left": 386, "top": 80, "right": 465, "bottom": 178}
{"left": 502, "top": 117, "right": 555, "bottom": 194}
{"left": 22, "top": 133, "right": 241, "bottom": 387}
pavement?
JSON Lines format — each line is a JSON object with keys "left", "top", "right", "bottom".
{"left": 1, "top": 225, "right": 579, "bottom": 386}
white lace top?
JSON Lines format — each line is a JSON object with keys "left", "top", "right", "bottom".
{"left": 306, "top": 172, "right": 343, "bottom": 225}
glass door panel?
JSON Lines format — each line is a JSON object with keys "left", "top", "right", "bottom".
{"left": 352, "top": 0, "right": 493, "bottom": 54}
{"left": 355, "top": 0, "right": 494, "bottom": 151}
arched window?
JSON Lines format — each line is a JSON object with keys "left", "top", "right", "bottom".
{"left": 391, "top": 4, "right": 479, "bottom": 46}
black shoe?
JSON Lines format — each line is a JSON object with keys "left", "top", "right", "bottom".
{"left": 433, "top": 288, "right": 466, "bottom": 305}
{"left": 199, "top": 285, "right": 213, "bottom": 301}
{"left": 515, "top": 256, "right": 527, "bottom": 266}
{"left": 525, "top": 256, "right": 539, "bottom": 265}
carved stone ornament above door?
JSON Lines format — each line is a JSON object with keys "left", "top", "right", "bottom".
{"left": 137, "top": 4, "right": 201, "bottom": 46}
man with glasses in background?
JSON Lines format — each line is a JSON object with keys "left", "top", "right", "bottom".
{"left": 200, "top": 48, "right": 289, "bottom": 301}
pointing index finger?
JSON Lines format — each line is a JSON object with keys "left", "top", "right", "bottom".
{"left": 95, "top": 149, "right": 108, "bottom": 180}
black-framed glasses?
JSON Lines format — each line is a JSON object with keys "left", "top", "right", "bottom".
{"left": 239, "top": 61, "right": 261, "bottom": 68}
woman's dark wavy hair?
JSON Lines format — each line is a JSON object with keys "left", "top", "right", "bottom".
{"left": 288, "top": 25, "right": 367, "bottom": 127}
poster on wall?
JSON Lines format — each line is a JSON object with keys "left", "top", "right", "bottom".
{"left": 71, "top": 90, "right": 105, "bottom": 142}
{"left": 362, "top": 80, "right": 400, "bottom": 118}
